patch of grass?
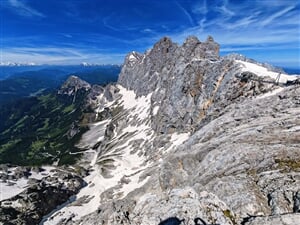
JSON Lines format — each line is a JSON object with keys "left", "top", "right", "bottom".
{"left": 30, "top": 140, "right": 47, "bottom": 153}
{"left": 275, "top": 158, "right": 300, "bottom": 172}
{"left": 0, "top": 139, "right": 21, "bottom": 153}
{"left": 63, "top": 104, "right": 75, "bottom": 113}
{"left": 37, "top": 118, "right": 50, "bottom": 132}
{"left": 14, "top": 115, "right": 29, "bottom": 129}
{"left": 0, "top": 90, "right": 89, "bottom": 166}
{"left": 223, "top": 209, "right": 237, "bottom": 225}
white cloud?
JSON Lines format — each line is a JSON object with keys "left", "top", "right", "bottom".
{"left": 142, "top": 28, "right": 154, "bottom": 33}
{"left": 215, "top": 0, "right": 235, "bottom": 18}
{"left": 224, "top": 15, "right": 257, "bottom": 30}
{"left": 8, "top": 0, "right": 45, "bottom": 17}
{"left": 167, "top": 0, "right": 300, "bottom": 50}
{"left": 175, "top": 1, "right": 194, "bottom": 26}
{"left": 193, "top": 0, "right": 208, "bottom": 32}
{"left": 62, "top": 34, "right": 73, "bottom": 38}
{"left": 2, "top": 47, "right": 125, "bottom": 65}
{"left": 192, "top": 0, "right": 207, "bottom": 15}
{"left": 260, "top": 5, "right": 295, "bottom": 26}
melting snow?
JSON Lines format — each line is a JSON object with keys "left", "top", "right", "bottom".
{"left": 118, "top": 85, "right": 152, "bottom": 121}
{"left": 153, "top": 105, "right": 159, "bottom": 115}
{"left": 42, "top": 86, "right": 154, "bottom": 224}
{"left": 0, "top": 178, "right": 28, "bottom": 201}
{"left": 117, "top": 171, "right": 150, "bottom": 198}
{"left": 129, "top": 53, "right": 137, "bottom": 61}
{"left": 236, "top": 60, "right": 299, "bottom": 83}
{"left": 76, "top": 119, "right": 110, "bottom": 149}
{"left": 0, "top": 166, "right": 55, "bottom": 201}
{"left": 170, "top": 132, "right": 190, "bottom": 147}
{"left": 165, "top": 132, "right": 191, "bottom": 153}
{"left": 256, "top": 87, "right": 284, "bottom": 99}
{"left": 43, "top": 133, "right": 151, "bottom": 224}
{"left": 41, "top": 86, "right": 192, "bottom": 224}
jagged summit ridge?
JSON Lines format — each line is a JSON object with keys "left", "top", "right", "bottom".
{"left": 119, "top": 35, "right": 219, "bottom": 95}
{"left": 119, "top": 35, "right": 278, "bottom": 134}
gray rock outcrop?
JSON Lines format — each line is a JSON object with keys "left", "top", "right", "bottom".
{"left": 0, "top": 169, "right": 85, "bottom": 225}
{"left": 58, "top": 75, "right": 91, "bottom": 96}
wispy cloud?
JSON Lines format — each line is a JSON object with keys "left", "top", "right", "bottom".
{"left": 102, "top": 14, "right": 122, "bottom": 32}
{"left": 157, "top": 0, "right": 300, "bottom": 68}
{"left": 192, "top": 0, "right": 208, "bottom": 15}
{"left": 260, "top": 5, "right": 295, "bottom": 26}
{"left": 2, "top": 46, "right": 125, "bottom": 65}
{"left": 220, "top": 43, "right": 299, "bottom": 52}
{"left": 7, "top": 0, "right": 45, "bottom": 17}
{"left": 215, "top": 0, "right": 235, "bottom": 18}
{"left": 225, "top": 15, "right": 257, "bottom": 30}
{"left": 169, "top": 1, "right": 300, "bottom": 47}
{"left": 193, "top": 0, "right": 208, "bottom": 32}
{"left": 61, "top": 33, "right": 73, "bottom": 38}
{"left": 102, "top": 14, "right": 144, "bottom": 32}
{"left": 175, "top": 1, "right": 194, "bottom": 26}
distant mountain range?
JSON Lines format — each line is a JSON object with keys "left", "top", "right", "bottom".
{"left": 0, "top": 62, "right": 37, "bottom": 66}
{"left": 0, "top": 65, "right": 121, "bottom": 105}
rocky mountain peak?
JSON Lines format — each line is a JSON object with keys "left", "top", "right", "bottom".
{"left": 183, "top": 35, "right": 200, "bottom": 46}
{"left": 151, "top": 36, "right": 177, "bottom": 54}
{"left": 124, "top": 51, "right": 143, "bottom": 67}
{"left": 181, "top": 35, "right": 219, "bottom": 60}
{"left": 59, "top": 75, "right": 91, "bottom": 95}
{"left": 204, "top": 35, "right": 220, "bottom": 58}
{"left": 206, "top": 35, "right": 215, "bottom": 42}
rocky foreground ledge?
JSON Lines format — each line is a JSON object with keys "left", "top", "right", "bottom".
{"left": 0, "top": 166, "right": 85, "bottom": 224}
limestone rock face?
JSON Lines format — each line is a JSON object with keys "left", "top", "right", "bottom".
{"left": 118, "top": 36, "right": 275, "bottom": 135}
{"left": 2, "top": 36, "right": 299, "bottom": 225}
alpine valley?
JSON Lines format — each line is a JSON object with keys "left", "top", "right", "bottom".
{"left": 0, "top": 36, "right": 300, "bottom": 225}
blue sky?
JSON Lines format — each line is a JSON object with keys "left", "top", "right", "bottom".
{"left": 0, "top": 0, "right": 299, "bottom": 68}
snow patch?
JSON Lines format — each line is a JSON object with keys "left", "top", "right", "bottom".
{"left": 129, "top": 53, "right": 137, "bottom": 61}
{"left": 153, "top": 105, "right": 159, "bottom": 115}
{"left": 170, "top": 132, "right": 190, "bottom": 147}
{"left": 118, "top": 85, "right": 152, "bottom": 121}
{"left": 117, "top": 171, "right": 150, "bottom": 198}
{"left": 76, "top": 119, "right": 110, "bottom": 149}
{"left": 236, "top": 60, "right": 299, "bottom": 83}
{"left": 29, "top": 166, "right": 55, "bottom": 180}
{"left": 42, "top": 86, "right": 154, "bottom": 224}
{"left": 0, "top": 166, "right": 55, "bottom": 201}
{"left": 0, "top": 178, "right": 28, "bottom": 201}
{"left": 43, "top": 143, "right": 150, "bottom": 224}
{"left": 256, "top": 87, "right": 284, "bottom": 99}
